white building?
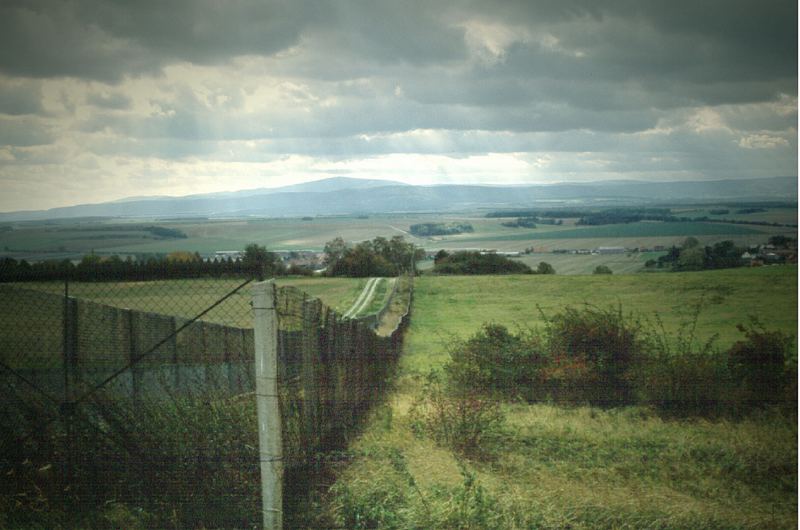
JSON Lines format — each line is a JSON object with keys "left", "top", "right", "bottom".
{"left": 596, "top": 247, "right": 626, "bottom": 255}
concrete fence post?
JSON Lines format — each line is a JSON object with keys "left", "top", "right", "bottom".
{"left": 252, "top": 280, "right": 282, "bottom": 530}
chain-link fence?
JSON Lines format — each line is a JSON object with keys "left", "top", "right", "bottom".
{"left": 276, "top": 283, "right": 408, "bottom": 470}
{"left": 0, "top": 276, "right": 260, "bottom": 528}
{"left": 0, "top": 273, "right": 412, "bottom": 528}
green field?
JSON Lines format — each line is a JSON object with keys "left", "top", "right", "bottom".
{"left": 10, "top": 277, "right": 366, "bottom": 329}
{"left": 1, "top": 210, "right": 795, "bottom": 262}
{"left": 404, "top": 266, "right": 797, "bottom": 371}
{"left": 515, "top": 251, "right": 664, "bottom": 275}
{"left": 459, "top": 221, "right": 766, "bottom": 242}
{"left": 313, "top": 266, "right": 798, "bottom": 529}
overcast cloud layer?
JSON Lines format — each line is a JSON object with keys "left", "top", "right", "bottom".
{"left": 0, "top": 0, "right": 796, "bottom": 211}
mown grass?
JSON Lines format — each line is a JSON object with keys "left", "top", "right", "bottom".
{"left": 311, "top": 266, "right": 798, "bottom": 529}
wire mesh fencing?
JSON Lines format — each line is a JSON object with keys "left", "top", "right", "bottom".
{"left": 275, "top": 284, "right": 407, "bottom": 472}
{"left": 0, "top": 273, "right": 412, "bottom": 528}
{"left": 0, "top": 276, "right": 260, "bottom": 528}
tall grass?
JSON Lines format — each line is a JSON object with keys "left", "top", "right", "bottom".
{"left": 315, "top": 270, "right": 797, "bottom": 529}
{"left": 0, "top": 387, "right": 261, "bottom": 528}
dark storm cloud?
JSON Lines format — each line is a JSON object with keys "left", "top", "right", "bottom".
{"left": 0, "top": 0, "right": 465, "bottom": 82}
{"left": 0, "top": 0, "right": 318, "bottom": 81}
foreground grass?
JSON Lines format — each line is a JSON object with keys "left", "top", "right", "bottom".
{"left": 312, "top": 266, "right": 798, "bottom": 529}
{"left": 318, "top": 399, "right": 796, "bottom": 529}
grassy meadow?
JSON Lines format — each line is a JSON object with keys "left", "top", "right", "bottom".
{"left": 309, "top": 265, "right": 798, "bottom": 529}
{"left": 404, "top": 265, "right": 797, "bottom": 371}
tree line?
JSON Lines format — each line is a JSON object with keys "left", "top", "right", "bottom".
{"left": 324, "top": 236, "right": 423, "bottom": 277}
{"left": 0, "top": 252, "right": 258, "bottom": 282}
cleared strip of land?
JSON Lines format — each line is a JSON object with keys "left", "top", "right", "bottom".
{"left": 342, "top": 277, "right": 380, "bottom": 318}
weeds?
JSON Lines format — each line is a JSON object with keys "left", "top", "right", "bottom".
{"left": 409, "top": 371, "right": 506, "bottom": 460}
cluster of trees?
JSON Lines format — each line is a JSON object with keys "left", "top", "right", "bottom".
{"left": 578, "top": 210, "right": 797, "bottom": 229}
{"left": 409, "top": 223, "right": 474, "bottom": 237}
{"left": 648, "top": 238, "right": 747, "bottom": 271}
{"left": 486, "top": 209, "right": 576, "bottom": 219}
{"left": 501, "top": 217, "right": 538, "bottom": 228}
{"left": 576, "top": 208, "right": 675, "bottom": 225}
{"left": 500, "top": 217, "right": 564, "bottom": 228}
{"left": 145, "top": 226, "right": 188, "bottom": 239}
{"left": 324, "top": 236, "right": 423, "bottom": 277}
{"left": 432, "top": 250, "right": 555, "bottom": 275}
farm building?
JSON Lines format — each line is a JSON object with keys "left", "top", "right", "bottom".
{"left": 596, "top": 246, "right": 626, "bottom": 255}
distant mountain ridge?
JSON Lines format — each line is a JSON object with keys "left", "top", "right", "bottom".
{"left": 0, "top": 176, "right": 795, "bottom": 221}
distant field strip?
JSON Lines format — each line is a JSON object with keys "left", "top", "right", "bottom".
{"left": 343, "top": 277, "right": 380, "bottom": 318}
{"left": 458, "top": 221, "right": 766, "bottom": 242}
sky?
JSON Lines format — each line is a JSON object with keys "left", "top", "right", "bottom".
{"left": 0, "top": 0, "right": 797, "bottom": 211}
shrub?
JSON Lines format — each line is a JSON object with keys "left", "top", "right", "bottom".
{"left": 538, "top": 354, "right": 604, "bottom": 404}
{"left": 544, "top": 305, "right": 644, "bottom": 405}
{"left": 536, "top": 261, "right": 555, "bottom": 274}
{"left": 727, "top": 317, "right": 794, "bottom": 405}
{"left": 410, "top": 372, "right": 505, "bottom": 460}
{"left": 445, "top": 324, "right": 545, "bottom": 399}
{"left": 593, "top": 265, "right": 613, "bottom": 274}
{"left": 631, "top": 347, "right": 732, "bottom": 417}
{"left": 433, "top": 251, "right": 532, "bottom": 275}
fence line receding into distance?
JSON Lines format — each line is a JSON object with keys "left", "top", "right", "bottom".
{"left": 0, "top": 274, "right": 411, "bottom": 528}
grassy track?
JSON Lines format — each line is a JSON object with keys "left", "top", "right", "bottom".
{"left": 343, "top": 277, "right": 380, "bottom": 318}
{"left": 358, "top": 277, "right": 396, "bottom": 317}
{"left": 313, "top": 265, "right": 798, "bottom": 529}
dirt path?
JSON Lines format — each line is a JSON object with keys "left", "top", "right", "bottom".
{"left": 342, "top": 277, "right": 380, "bottom": 318}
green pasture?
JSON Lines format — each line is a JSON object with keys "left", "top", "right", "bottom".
{"left": 1, "top": 212, "right": 795, "bottom": 262}
{"left": 458, "top": 221, "right": 766, "bottom": 242}
{"left": 6, "top": 277, "right": 365, "bottom": 330}
{"left": 314, "top": 265, "right": 798, "bottom": 529}
{"left": 404, "top": 265, "right": 798, "bottom": 372}
{"left": 514, "top": 251, "right": 663, "bottom": 275}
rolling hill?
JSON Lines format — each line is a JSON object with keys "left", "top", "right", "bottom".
{"left": 0, "top": 176, "right": 795, "bottom": 221}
